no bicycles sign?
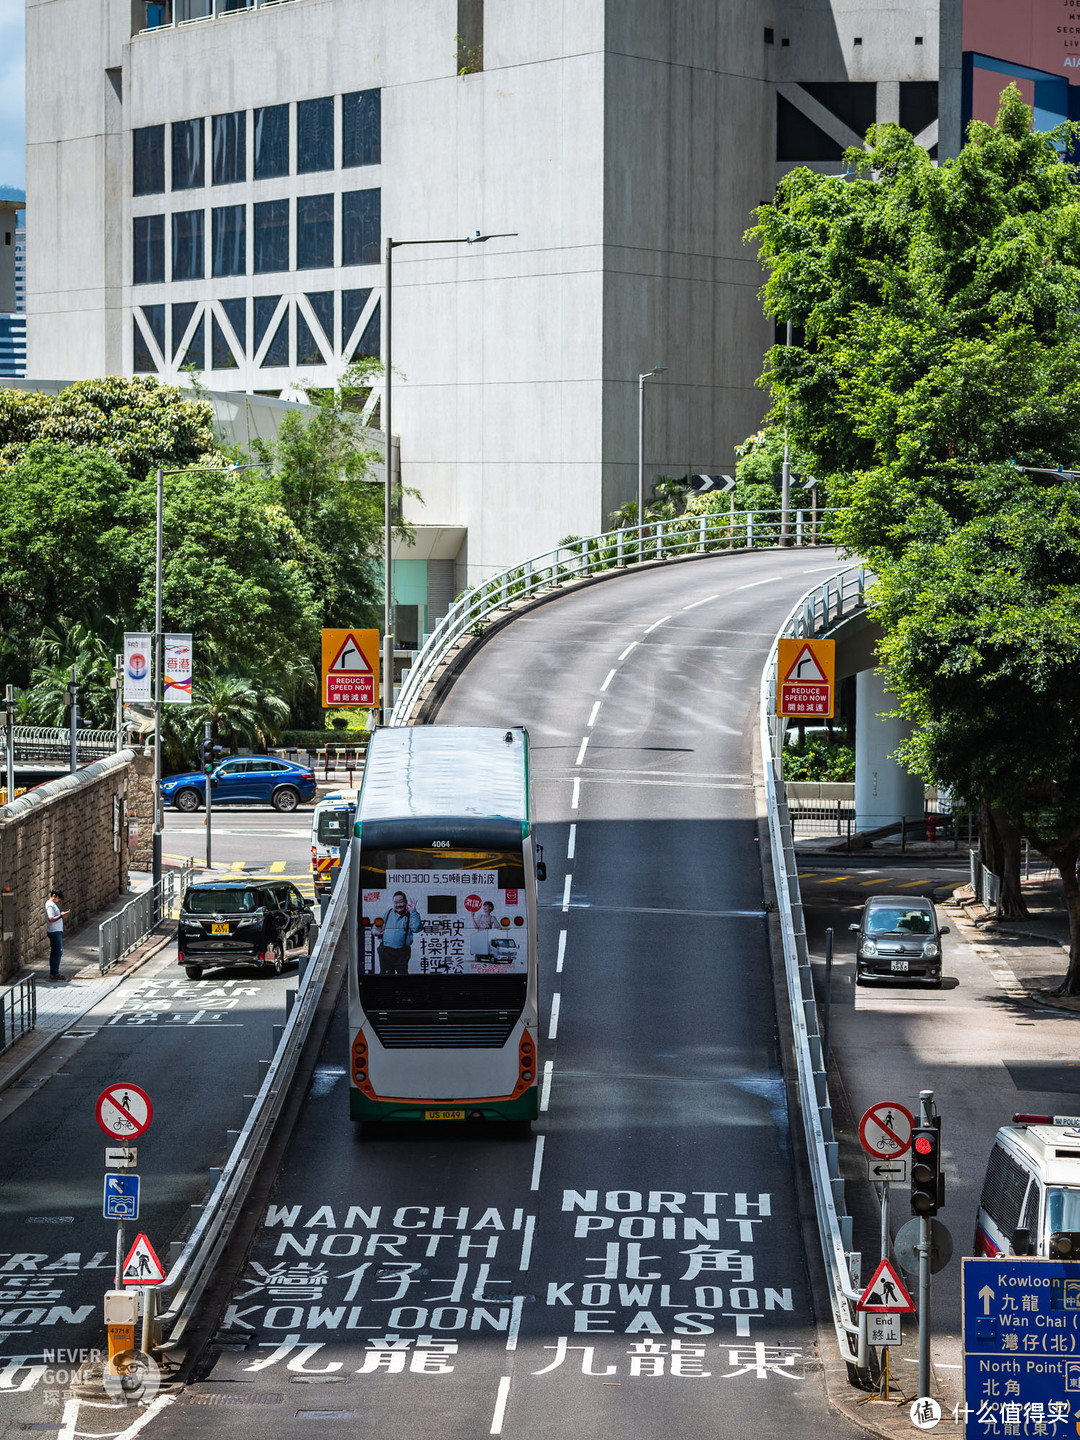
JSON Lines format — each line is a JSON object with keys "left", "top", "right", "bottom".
{"left": 858, "top": 1101, "right": 914, "bottom": 1159}
{"left": 96, "top": 1083, "right": 153, "bottom": 1140}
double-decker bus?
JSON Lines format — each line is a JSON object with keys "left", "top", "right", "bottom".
{"left": 347, "top": 725, "right": 543, "bottom": 1127}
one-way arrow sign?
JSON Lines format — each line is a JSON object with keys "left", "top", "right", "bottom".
{"left": 687, "top": 473, "right": 736, "bottom": 496}
{"left": 866, "top": 1157, "right": 909, "bottom": 1183}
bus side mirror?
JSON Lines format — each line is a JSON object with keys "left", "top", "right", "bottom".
{"left": 536, "top": 862, "right": 547, "bottom": 882}
{"left": 1012, "top": 1226, "right": 1032, "bottom": 1256}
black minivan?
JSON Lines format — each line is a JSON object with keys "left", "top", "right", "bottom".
{"left": 849, "top": 893, "right": 949, "bottom": 985}
{"left": 178, "top": 879, "right": 315, "bottom": 980}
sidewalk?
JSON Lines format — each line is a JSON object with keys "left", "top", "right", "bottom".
{"left": 0, "top": 870, "right": 180, "bottom": 1094}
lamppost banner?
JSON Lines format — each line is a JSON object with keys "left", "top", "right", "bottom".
{"left": 164, "top": 635, "right": 193, "bottom": 705}
{"left": 123, "top": 633, "right": 152, "bottom": 702}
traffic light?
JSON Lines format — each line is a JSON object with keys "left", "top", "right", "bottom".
{"left": 199, "top": 738, "right": 223, "bottom": 773}
{"left": 910, "top": 1125, "right": 944, "bottom": 1217}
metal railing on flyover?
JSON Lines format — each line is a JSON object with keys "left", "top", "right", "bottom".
{"left": 0, "top": 974, "right": 37, "bottom": 1055}
{"left": 99, "top": 862, "right": 196, "bottom": 974}
{"left": 152, "top": 850, "right": 349, "bottom": 1353}
{"left": 392, "top": 508, "right": 838, "bottom": 724}
{"left": 759, "top": 564, "right": 871, "bottom": 1371}
{"left": 1, "top": 727, "right": 123, "bottom": 765}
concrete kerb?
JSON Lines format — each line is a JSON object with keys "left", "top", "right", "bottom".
{"left": 401, "top": 543, "right": 809, "bottom": 726}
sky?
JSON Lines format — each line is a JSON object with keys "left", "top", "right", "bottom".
{"left": 0, "top": 0, "right": 24, "bottom": 190}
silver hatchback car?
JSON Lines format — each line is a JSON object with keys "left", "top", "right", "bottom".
{"left": 849, "top": 894, "right": 949, "bottom": 986}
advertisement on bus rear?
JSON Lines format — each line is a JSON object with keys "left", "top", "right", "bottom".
{"left": 360, "top": 859, "right": 527, "bottom": 977}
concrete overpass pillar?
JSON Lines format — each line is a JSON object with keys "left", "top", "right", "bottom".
{"left": 854, "top": 667, "right": 925, "bottom": 831}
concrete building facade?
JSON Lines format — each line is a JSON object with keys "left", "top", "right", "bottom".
{"left": 26, "top": 0, "right": 938, "bottom": 586}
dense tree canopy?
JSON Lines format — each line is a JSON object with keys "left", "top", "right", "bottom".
{"left": 750, "top": 88, "right": 1080, "bottom": 990}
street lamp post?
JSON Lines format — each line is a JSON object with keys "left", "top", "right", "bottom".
{"left": 381, "top": 230, "right": 515, "bottom": 726}
{"left": 152, "top": 462, "right": 260, "bottom": 890}
{"left": 637, "top": 367, "right": 666, "bottom": 545}
{"left": 780, "top": 320, "right": 793, "bottom": 546}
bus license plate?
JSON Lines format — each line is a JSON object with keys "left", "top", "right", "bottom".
{"left": 211, "top": 922, "right": 230, "bottom": 935}
{"left": 425, "top": 1109, "right": 465, "bottom": 1121}
{"left": 890, "top": 959, "right": 908, "bottom": 972}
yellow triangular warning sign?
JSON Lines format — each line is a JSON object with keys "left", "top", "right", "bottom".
{"left": 857, "top": 1258, "right": 915, "bottom": 1313}
{"left": 329, "top": 632, "right": 372, "bottom": 673}
{"left": 122, "top": 1232, "right": 166, "bottom": 1286}
{"left": 782, "top": 643, "right": 827, "bottom": 685}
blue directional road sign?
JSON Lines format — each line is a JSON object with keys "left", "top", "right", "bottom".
{"left": 103, "top": 1173, "right": 140, "bottom": 1221}
{"left": 962, "top": 1257, "right": 1080, "bottom": 1437}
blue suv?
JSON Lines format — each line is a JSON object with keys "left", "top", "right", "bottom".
{"left": 161, "top": 757, "right": 317, "bottom": 813}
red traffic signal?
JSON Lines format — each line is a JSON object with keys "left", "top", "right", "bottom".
{"left": 910, "top": 1125, "right": 943, "bottom": 1217}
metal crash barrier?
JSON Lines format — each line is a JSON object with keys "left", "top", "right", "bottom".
{"left": 760, "top": 565, "right": 872, "bottom": 1371}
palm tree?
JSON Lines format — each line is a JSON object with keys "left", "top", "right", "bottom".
{"left": 22, "top": 622, "right": 121, "bottom": 727}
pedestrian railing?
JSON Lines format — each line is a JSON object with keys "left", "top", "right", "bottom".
{"left": 98, "top": 861, "right": 195, "bottom": 974}
{"left": 0, "top": 973, "right": 36, "bottom": 1055}
{"left": 760, "top": 565, "right": 872, "bottom": 1372}
{"left": 1, "top": 727, "right": 123, "bottom": 766}
{"left": 392, "top": 508, "right": 839, "bottom": 724}
{"left": 969, "top": 850, "right": 1002, "bottom": 911}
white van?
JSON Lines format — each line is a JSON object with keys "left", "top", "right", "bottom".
{"left": 310, "top": 791, "right": 358, "bottom": 901}
{"left": 974, "top": 1115, "right": 1080, "bottom": 1260}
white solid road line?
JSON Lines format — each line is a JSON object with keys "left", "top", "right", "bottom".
{"left": 561, "top": 875, "right": 572, "bottom": 911}
{"left": 506, "top": 1294, "right": 524, "bottom": 1351}
{"left": 548, "top": 993, "right": 561, "bottom": 1040}
{"left": 643, "top": 614, "right": 671, "bottom": 634}
{"left": 540, "top": 1059, "right": 554, "bottom": 1111}
{"left": 530, "top": 1134, "right": 546, "bottom": 1189}
{"left": 556, "top": 929, "right": 566, "bottom": 972}
{"left": 519, "top": 1213, "right": 536, "bottom": 1269}
{"left": 736, "top": 576, "right": 779, "bottom": 590}
{"left": 575, "top": 737, "right": 589, "bottom": 765}
{"left": 587, "top": 701, "right": 601, "bottom": 727}
{"left": 571, "top": 778, "right": 580, "bottom": 809}
{"left": 600, "top": 668, "right": 617, "bottom": 691}
{"left": 490, "top": 1377, "right": 512, "bottom": 1435}
{"left": 567, "top": 825, "right": 576, "bottom": 859}
{"left": 682, "top": 593, "right": 719, "bottom": 610}
{"left": 618, "top": 641, "right": 637, "bottom": 660}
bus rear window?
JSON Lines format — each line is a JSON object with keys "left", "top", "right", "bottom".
{"left": 359, "top": 847, "right": 526, "bottom": 977}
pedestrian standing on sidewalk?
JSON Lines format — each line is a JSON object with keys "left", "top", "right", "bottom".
{"left": 45, "top": 888, "right": 70, "bottom": 981}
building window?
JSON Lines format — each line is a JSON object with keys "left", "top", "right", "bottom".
{"left": 296, "top": 307, "right": 324, "bottom": 364}
{"left": 342, "top": 188, "right": 380, "bottom": 266}
{"left": 263, "top": 306, "right": 290, "bottom": 366}
{"left": 254, "top": 294, "right": 281, "bottom": 356}
{"left": 306, "top": 291, "right": 334, "bottom": 347}
{"left": 297, "top": 193, "right": 334, "bottom": 269}
{"left": 133, "top": 125, "right": 165, "bottom": 196}
{"left": 212, "top": 204, "right": 246, "bottom": 277}
{"left": 172, "top": 118, "right": 205, "bottom": 190}
{"left": 254, "top": 199, "right": 290, "bottom": 273}
{"left": 172, "top": 209, "right": 205, "bottom": 280}
{"left": 172, "top": 300, "right": 197, "bottom": 360}
{"left": 221, "top": 296, "right": 247, "bottom": 356}
{"left": 133, "top": 215, "right": 165, "bottom": 284}
{"left": 342, "top": 90, "right": 380, "bottom": 167}
{"left": 134, "top": 318, "right": 157, "bottom": 373}
{"left": 297, "top": 97, "right": 334, "bottom": 173}
{"left": 354, "top": 300, "right": 380, "bottom": 359}
{"left": 183, "top": 312, "right": 206, "bottom": 370}
{"left": 212, "top": 111, "right": 246, "bottom": 185}
{"left": 212, "top": 314, "right": 239, "bottom": 368}
{"left": 341, "top": 287, "right": 371, "bottom": 351}
{"left": 254, "top": 104, "right": 290, "bottom": 180}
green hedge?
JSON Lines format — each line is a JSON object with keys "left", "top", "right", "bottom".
{"left": 279, "top": 730, "right": 371, "bottom": 748}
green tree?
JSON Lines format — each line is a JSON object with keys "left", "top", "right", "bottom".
{"left": 0, "top": 377, "right": 218, "bottom": 480}
{"left": 23, "top": 621, "right": 122, "bottom": 728}
{"left": 872, "top": 493, "right": 1080, "bottom": 992}
{"left": 748, "top": 87, "right": 1080, "bottom": 565}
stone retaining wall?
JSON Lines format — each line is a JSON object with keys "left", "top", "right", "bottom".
{"left": 0, "top": 750, "right": 153, "bottom": 982}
